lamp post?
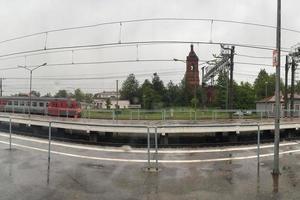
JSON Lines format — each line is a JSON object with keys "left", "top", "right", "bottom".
{"left": 18, "top": 63, "right": 47, "bottom": 118}
{"left": 265, "top": 81, "right": 268, "bottom": 115}
{"left": 273, "top": 0, "right": 281, "bottom": 175}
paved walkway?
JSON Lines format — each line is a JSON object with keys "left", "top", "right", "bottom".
{"left": 0, "top": 133, "right": 300, "bottom": 199}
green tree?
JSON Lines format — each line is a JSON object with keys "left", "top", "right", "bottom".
{"left": 43, "top": 92, "right": 52, "bottom": 97}
{"left": 31, "top": 90, "right": 40, "bottom": 97}
{"left": 178, "top": 75, "right": 193, "bottom": 107}
{"left": 105, "top": 98, "right": 111, "bottom": 109}
{"left": 295, "top": 81, "right": 300, "bottom": 94}
{"left": 84, "top": 93, "right": 94, "bottom": 104}
{"left": 216, "top": 70, "right": 229, "bottom": 109}
{"left": 191, "top": 97, "right": 199, "bottom": 109}
{"left": 234, "top": 82, "right": 256, "bottom": 109}
{"left": 253, "top": 69, "right": 274, "bottom": 100}
{"left": 74, "top": 88, "right": 85, "bottom": 102}
{"left": 120, "top": 74, "right": 139, "bottom": 104}
{"left": 152, "top": 73, "right": 165, "bottom": 96}
{"left": 165, "top": 81, "right": 180, "bottom": 107}
{"left": 151, "top": 73, "right": 165, "bottom": 108}
{"left": 253, "top": 69, "right": 284, "bottom": 101}
{"left": 55, "top": 90, "right": 68, "bottom": 98}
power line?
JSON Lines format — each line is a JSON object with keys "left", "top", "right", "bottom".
{"left": 1, "top": 17, "right": 300, "bottom": 45}
{"left": 0, "top": 56, "right": 286, "bottom": 72}
{"left": 0, "top": 40, "right": 291, "bottom": 61}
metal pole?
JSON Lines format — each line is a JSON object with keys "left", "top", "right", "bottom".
{"left": 226, "top": 69, "right": 229, "bottom": 110}
{"left": 147, "top": 127, "right": 151, "bottom": 169}
{"left": 229, "top": 46, "right": 235, "bottom": 119}
{"left": 155, "top": 127, "right": 158, "bottom": 170}
{"left": 116, "top": 80, "right": 119, "bottom": 121}
{"left": 48, "top": 122, "right": 52, "bottom": 162}
{"left": 273, "top": 0, "right": 281, "bottom": 175}
{"left": 265, "top": 82, "right": 268, "bottom": 117}
{"left": 257, "top": 124, "right": 261, "bottom": 167}
{"left": 29, "top": 70, "right": 32, "bottom": 118}
{"left": 9, "top": 117, "right": 12, "bottom": 150}
{"left": 0, "top": 78, "right": 2, "bottom": 97}
{"left": 291, "top": 58, "right": 296, "bottom": 118}
{"left": 284, "top": 56, "right": 289, "bottom": 117}
{"left": 116, "top": 80, "right": 119, "bottom": 108}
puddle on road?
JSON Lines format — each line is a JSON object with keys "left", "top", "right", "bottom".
{"left": 80, "top": 163, "right": 104, "bottom": 169}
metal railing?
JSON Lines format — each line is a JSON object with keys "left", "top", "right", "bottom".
{"left": 1, "top": 115, "right": 299, "bottom": 171}
{"left": 2, "top": 106, "right": 300, "bottom": 121}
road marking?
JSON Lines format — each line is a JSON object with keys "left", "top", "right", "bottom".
{"left": 0, "top": 139, "right": 299, "bottom": 163}
{"left": 0, "top": 132, "right": 298, "bottom": 154}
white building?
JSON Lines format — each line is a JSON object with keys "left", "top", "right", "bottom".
{"left": 94, "top": 99, "right": 130, "bottom": 109}
{"left": 94, "top": 91, "right": 117, "bottom": 99}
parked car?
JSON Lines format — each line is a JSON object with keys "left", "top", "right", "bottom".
{"left": 243, "top": 110, "right": 253, "bottom": 116}
{"left": 233, "top": 110, "right": 243, "bottom": 116}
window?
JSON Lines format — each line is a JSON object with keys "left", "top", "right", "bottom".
{"left": 14, "top": 101, "right": 18, "bottom": 106}
{"left": 32, "top": 102, "right": 37, "bottom": 107}
{"left": 8, "top": 101, "right": 12, "bottom": 105}
{"left": 39, "top": 102, "right": 44, "bottom": 107}
{"left": 20, "top": 101, "right": 25, "bottom": 106}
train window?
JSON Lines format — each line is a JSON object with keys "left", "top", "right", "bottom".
{"left": 8, "top": 101, "right": 12, "bottom": 105}
{"left": 32, "top": 102, "right": 37, "bottom": 107}
{"left": 46, "top": 102, "right": 49, "bottom": 107}
{"left": 20, "top": 101, "right": 25, "bottom": 106}
{"left": 39, "top": 102, "right": 44, "bottom": 107}
{"left": 14, "top": 101, "right": 18, "bottom": 106}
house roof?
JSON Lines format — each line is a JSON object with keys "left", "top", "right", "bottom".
{"left": 256, "top": 93, "right": 300, "bottom": 103}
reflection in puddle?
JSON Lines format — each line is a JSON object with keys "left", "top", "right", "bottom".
{"left": 256, "top": 165, "right": 260, "bottom": 196}
{"left": 272, "top": 173, "right": 279, "bottom": 194}
{"left": 47, "top": 159, "right": 50, "bottom": 185}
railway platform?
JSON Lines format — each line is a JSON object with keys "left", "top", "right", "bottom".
{"left": 0, "top": 131, "right": 300, "bottom": 199}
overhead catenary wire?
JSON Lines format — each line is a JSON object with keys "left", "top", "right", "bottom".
{"left": 0, "top": 40, "right": 291, "bottom": 62}
{"left": 1, "top": 17, "right": 300, "bottom": 45}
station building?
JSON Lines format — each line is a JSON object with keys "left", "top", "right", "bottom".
{"left": 256, "top": 93, "right": 300, "bottom": 116}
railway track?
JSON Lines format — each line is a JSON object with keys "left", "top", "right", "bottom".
{"left": 0, "top": 125, "right": 298, "bottom": 148}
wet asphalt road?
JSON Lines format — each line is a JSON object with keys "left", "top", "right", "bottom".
{"left": 1, "top": 133, "right": 300, "bottom": 199}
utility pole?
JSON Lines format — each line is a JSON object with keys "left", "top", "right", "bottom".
{"left": 265, "top": 81, "right": 268, "bottom": 115}
{"left": 116, "top": 80, "right": 119, "bottom": 109}
{"left": 291, "top": 58, "right": 296, "bottom": 118}
{"left": 228, "top": 46, "right": 235, "bottom": 119}
{"left": 284, "top": 56, "right": 289, "bottom": 117}
{"left": 226, "top": 69, "right": 229, "bottom": 110}
{"left": 273, "top": 0, "right": 281, "bottom": 175}
{"left": 0, "top": 78, "right": 2, "bottom": 97}
{"left": 116, "top": 79, "right": 119, "bottom": 121}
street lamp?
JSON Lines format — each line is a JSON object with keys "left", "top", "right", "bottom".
{"left": 265, "top": 81, "right": 268, "bottom": 115}
{"left": 18, "top": 63, "right": 47, "bottom": 118}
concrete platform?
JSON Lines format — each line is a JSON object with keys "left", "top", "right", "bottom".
{"left": 1, "top": 113, "right": 300, "bottom": 135}
{"left": 1, "top": 132, "right": 300, "bottom": 199}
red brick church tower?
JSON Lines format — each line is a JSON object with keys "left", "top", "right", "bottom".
{"left": 185, "top": 44, "right": 199, "bottom": 89}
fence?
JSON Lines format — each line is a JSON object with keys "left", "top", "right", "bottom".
{"left": 0, "top": 114, "right": 275, "bottom": 171}
{"left": 2, "top": 106, "right": 300, "bottom": 121}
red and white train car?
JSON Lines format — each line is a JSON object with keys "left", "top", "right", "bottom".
{"left": 0, "top": 97, "right": 81, "bottom": 118}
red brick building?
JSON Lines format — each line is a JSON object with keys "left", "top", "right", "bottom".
{"left": 185, "top": 44, "right": 199, "bottom": 89}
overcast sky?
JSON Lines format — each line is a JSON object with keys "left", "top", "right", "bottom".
{"left": 0, "top": 0, "right": 300, "bottom": 95}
